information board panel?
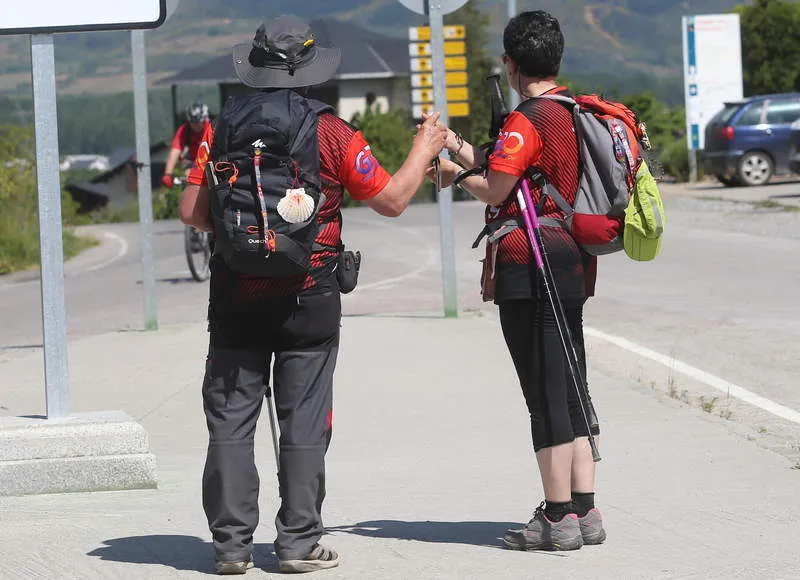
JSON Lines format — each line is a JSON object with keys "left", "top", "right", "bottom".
{"left": 2, "top": 1, "right": 167, "bottom": 35}
{"left": 682, "top": 14, "right": 744, "bottom": 150}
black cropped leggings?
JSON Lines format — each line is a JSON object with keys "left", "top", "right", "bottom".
{"left": 499, "top": 298, "right": 599, "bottom": 452}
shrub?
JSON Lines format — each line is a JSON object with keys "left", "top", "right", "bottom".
{"left": 0, "top": 125, "right": 97, "bottom": 274}
{"left": 660, "top": 139, "right": 690, "bottom": 182}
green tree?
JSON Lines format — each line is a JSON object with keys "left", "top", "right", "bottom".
{"left": 621, "top": 91, "right": 685, "bottom": 153}
{"left": 348, "top": 103, "right": 431, "bottom": 204}
{"left": 735, "top": 0, "right": 800, "bottom": 95}
{"left": 349, "top": 104, "right": 413, "bottom": 175}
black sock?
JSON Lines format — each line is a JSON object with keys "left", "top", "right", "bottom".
{"left": 571, "top": 492, "right": 595, "bottom": 517}
{"left": 544, "top": 500, "right": 572, "bottom": 522}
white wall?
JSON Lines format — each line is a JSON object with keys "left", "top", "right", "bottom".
{"left": 337, "top": 77, "right": 411, "bottom": 122}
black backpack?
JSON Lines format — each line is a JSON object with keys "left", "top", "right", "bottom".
{"left": 207, "top": 89, "right": 334, "bottom": 277}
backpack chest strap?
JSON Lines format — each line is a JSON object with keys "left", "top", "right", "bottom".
{"left": 471, "top": 217, "right": 522, "bottom": 249}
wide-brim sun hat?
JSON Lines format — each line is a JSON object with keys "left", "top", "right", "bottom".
{"left": 233, "top": 15, "right": 342, "bottom": 89}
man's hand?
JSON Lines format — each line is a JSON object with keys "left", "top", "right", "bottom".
{"left": 412, "top": 112, "right": 448, "bottom": 160}
{"left": 420, "top": 112, "right": 461, "bottom": 154}
{"left": 161, "top": 174, "right": 174, "bottom": 189}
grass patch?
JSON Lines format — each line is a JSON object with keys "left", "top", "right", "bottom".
{"left": 0, "top": 221, "right": 98, "bottom": 275}
{"left": 699, "top": 395, "right": 718, "bottom": 413}
{"left": 752, "top": 199, "right": 800, "bottom": 212}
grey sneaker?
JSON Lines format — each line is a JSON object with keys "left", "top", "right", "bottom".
{"left": 279, "top": 544, "right": 340, "bottom": 574}
{"left": 215, "top": 559, "right": 254, "bottom": 575}
{"left": 503, "top": 503, "right": 583, "bottom": 551}
{"left": 579, "top": 508, "right": 607, "bottom": 545}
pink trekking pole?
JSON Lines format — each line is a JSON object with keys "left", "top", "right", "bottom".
{"left": 516, "top": 179, "right": 601, "bottom": 462}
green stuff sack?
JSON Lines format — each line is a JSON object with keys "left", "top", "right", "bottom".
{"left": 623, "top": 161, "right": 666, "bottom": 261}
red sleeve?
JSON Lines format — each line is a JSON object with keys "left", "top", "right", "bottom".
{"left": 487, "top": 111, "right": 542, "bottom": 177}
{"left": 171, "top": 124, "right": 187, "bottom": 151}
{"left": 339, "top": 132, "right": 391, "bottom": 201}
{"left": 186, "top": 123, "right": 214, "bottom": 186}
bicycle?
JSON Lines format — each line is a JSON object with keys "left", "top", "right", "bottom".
{"left": 170, "top": 176, "right": 212, "bottom": 282}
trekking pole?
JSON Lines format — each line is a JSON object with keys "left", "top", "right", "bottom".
{"left": 265, "top": 384, "right": 281, "bottom": 472}
{"left": 516, "top": 180, "right": 601, "bottom": 463}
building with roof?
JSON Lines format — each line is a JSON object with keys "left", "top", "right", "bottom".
{"left": 65, "top": 142, "right": 171, "bottom": 211}
{"left": 157, "top": 19, "right": 412, "bottom": 126}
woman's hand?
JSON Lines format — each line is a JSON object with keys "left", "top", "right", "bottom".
{"left": 425, "top": 157, "right": 463, "bottom": 189}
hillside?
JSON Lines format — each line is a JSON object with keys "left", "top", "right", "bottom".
{"left": 0, "top": 0, "right": 762, "bottom": 97}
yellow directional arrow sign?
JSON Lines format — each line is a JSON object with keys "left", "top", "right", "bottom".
{"left": 412, "top": 87, "right": 469, "bottom": 103}
{"left": 408, "top": 25, "right": 466, "bottom": 41}
{"left": 408, "top": 41, "right": 467, "bottom": 57}
{"left": 410, "top": 58, "right": 432, "bottom": 72}
{"left": 413, "top": 102, "right": 470, "bottom": 118}
{"left": 411, "top": 71, "right": 469, "bottom": 88}
{"left": 411, "top": 57, "right": 465, "bottom": 72}
{"left": 444, "top": 56, "right": 467, "bottom": 70}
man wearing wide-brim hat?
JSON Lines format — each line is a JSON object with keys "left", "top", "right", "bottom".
{"left": 180, "top": 15, "right": 447, "bottom": 575}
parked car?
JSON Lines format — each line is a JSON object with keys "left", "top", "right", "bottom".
{"left": 703, "top": 93, "right": 800, "bottom": 186}
{"left": 788, "top": 119, "right": 800, "bottom": 175}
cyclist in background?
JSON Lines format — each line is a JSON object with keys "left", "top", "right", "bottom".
{"left": 161, "top": 101, "right": 211, "bottom": 189}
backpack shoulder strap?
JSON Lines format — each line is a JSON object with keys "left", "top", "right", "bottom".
{"left": 305, "top": 98, "right": 336, "bottom": 117}
{"left": 531, "top": 94, "right": 577, "bottom": 107}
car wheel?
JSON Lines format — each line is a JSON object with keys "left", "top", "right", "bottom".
{"left": 716, "top": 175, "right": 739, "bottom": 187}
{"left": 737, "top": 151, "right": 773, "bottom": 186}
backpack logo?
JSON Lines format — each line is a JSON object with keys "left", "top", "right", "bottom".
{"left": 251, "top": 138, "right": 266, "bottom": 149}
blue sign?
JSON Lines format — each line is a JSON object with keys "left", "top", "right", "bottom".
{"left": 690, "top": 124, "right": 700, "bottom": 150}
{"left": 687, "top": 17, "right": 697, "bottom": 72}
{"left": 689, "top": 84, "right": 698, "bottom": 97}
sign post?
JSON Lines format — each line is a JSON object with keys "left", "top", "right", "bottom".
{"left": 399, "top": 0, "right": 468, "bottom": 319}
{"left": 132, "top": 30, "right": 158, "bottom": 331}
{"left": 681, "top": 14, "right": 743, "bottom": 182}
{"left": 2, "top": 0, "right": 168, "bottom": 418}
{"left": 506, "top": 0, "right": 520, "bottom": 110}
{"left": 30, "top": 34, "right": 70, "bottom": 419}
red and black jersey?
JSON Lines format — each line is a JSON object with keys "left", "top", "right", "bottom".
{"left": 486, "top": 87, "right": 597, "bottom": 302}
{"left": 172, "top": 120, "right": 212, "bottom": 164}
{"left": 188, "top": 112, "right": 390, "bottom": 302}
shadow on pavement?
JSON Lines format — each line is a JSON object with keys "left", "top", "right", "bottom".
{"left": 328, "top": 520, "right": 516, "bottom": 548}
{"left": 88, "top": 535, "right": 277, "bottom": 573}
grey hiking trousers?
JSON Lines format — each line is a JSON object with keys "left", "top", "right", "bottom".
{"left": 201, "top": 290, "right": 341, "bottom": 563}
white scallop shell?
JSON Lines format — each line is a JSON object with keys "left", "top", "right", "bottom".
{"left": 277, "top": 188, "right": 315, "bottom": 223}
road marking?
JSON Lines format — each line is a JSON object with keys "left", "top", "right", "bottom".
{"left": 343, "top": 217, "right": 437, "bottom": 291}
{"left": 0, "top": 278, "right": 38, "bottom": 292}
{"left": 585, "top": 327, "right": 800, "bottom": 425}
{"left": 0, "top": 230, "right": 130, "bottom": 292}
{"left": 82, "top": 231, "right": 129, "bottom": 273}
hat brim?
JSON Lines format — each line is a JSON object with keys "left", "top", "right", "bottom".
{"left": 623, "top": 229, "right": 661, "bottom": 261}
{"left": 232, "top": 44, "right": 342, "bottom": 89}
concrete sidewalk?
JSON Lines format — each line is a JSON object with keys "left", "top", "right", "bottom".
{"left": 0, "top": 313, "right": 798, "bottom": 579}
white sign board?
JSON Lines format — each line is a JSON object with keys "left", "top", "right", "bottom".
{"left": 681, "top": 14, "right": 744, "bottom": 150}
{"left": 2, "top": 1, "right": 167, "bottom": 35}
{"left": 397, "top": 0, "right": 468, "bottom": 16}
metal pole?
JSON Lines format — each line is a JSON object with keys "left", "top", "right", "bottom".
{"left": 131, "top": 30, "right": 158, "bottom": 331}
{"left": 30, "top": 35, "right": 70, "bottom": 419}
{"left": 427, "top": 0, "right": 458, "bottom": 318}
{"left": 689, "top": 148, "right": 699, "bottom": 183}
{"left": 507, "top": 0, "right": 521, "bottom": 110}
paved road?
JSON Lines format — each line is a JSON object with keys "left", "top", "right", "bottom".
{"left": 1, "top": 181, "right": 799, "bottom": 455}
{"left": 1, "top": 180, "right": 799, "bottom": 579}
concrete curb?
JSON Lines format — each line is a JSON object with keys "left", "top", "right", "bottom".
{"left": 0, "top": 411, "right": 157, "bottom": 497}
